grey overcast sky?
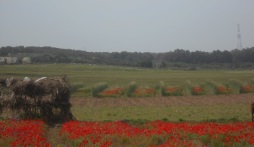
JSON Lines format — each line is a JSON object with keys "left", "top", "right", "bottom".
{"left": 0, "top": 0, "right": 253, "bottom": 52}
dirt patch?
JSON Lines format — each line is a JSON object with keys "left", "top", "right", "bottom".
{"left": 71, "top": 93, "right": 254, "bottom": 107}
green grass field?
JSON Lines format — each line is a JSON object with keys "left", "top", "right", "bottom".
{"left": 1, "top": 64, "right": 254, "bottom": 86}
{"left": 70, "top": 93, "right": 254, "bottom": 123}
{"left": 72, "top": 104, "right": 250, "bottom": 122}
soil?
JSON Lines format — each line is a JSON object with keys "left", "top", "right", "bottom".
{"left": 70, "top": 93, "right": 254, "bottom": 107}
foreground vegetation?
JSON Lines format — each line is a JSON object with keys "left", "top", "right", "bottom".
{"left": 1, "top": 94, "right": 253, "bottom": 146}
{"left": 1, "top": 64, "right": 254, "bottom": 146}
{"left": 1, "top": 120, "right": 254, "bottom": 146}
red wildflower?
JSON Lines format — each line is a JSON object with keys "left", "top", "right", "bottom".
{"left": 192, "top": 86, "right": 204, "bottom": 95}
{"left": 164, "top": 87, "right": 181, "bottom": 96}
{"left": 100, "top": 88, "right": 123, "bottom": 96}
{"left": 0, "top": 120, "right": 50, "bottom": 147}
{"left": 241, "top": 84, "right": 254, "bottom": 93}
{"left": 216, "top": 86, "right": 231, "bottom": 94}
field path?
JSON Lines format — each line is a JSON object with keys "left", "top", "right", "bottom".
{"left": 71, "top": 93, "right": 254, "bottom": 107}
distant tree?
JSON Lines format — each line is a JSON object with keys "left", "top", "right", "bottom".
{"left": 1, "top": 46, "right": 254, "bottom": 69}
{"left": 190, "top": 51, "right": 210, "bottom": 64}
{"left": 231, "top": 49, "right": 241, "bottom": 68}
{"left": 139, "top": 60, "right": 153, "bottom": 68}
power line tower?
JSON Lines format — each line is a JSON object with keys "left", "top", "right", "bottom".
{"left": 237, "top": 24, "right": 242, "bottom": 50}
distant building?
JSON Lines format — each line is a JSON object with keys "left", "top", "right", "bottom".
{"left": 0, "top": 57, "right": 18, "bottom": 64}
{"left": 22, "top": 57, "right": 31, "bottom": 64}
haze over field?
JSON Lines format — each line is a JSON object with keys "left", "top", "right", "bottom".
{"left": 0, "top": 0, "right": 254, "bottom": 52}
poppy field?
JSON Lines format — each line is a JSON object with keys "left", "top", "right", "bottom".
{"left": 0, "top": 120, "right": 50, "bottom": 147}
{"left": 60, "top": 121, "right": 254, "bottom": 146}
{"left": 1, "top": 120, "right": 254, "bottom": 146}
{"left": 1, "top": 64, "right": 254, "bottom": 146}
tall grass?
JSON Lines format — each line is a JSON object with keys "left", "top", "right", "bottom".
{"left": 92, "top": 82, "right": 108, "bottom": 97}
{"left": 126, "top": 82, "right": 137, "bottom": 97}
{"left": 227, "top": 80, "right": 243, "bottom": 94}
{"left": 70, "top": 82, "right": 85, "bottom": 93}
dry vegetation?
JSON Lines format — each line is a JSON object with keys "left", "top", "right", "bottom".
{"left": 0, "top": 76, "right": 75, "bottom": 125}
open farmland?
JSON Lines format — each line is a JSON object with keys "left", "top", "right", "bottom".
{"left": 1, "top": 64, "right": 254, "bottom": 96}
{"left": 1, "top": 94, "right": 254, "bottom": 146}
{"left": 70, "top": 93, "right": 254, "bottom": 122}
{"left": 1, "top": 64, "right": 254, "bottom": 146}
{"left": 0, "top": 64, "right": 254, "bottom": 86}
{"left": 1, "top": 64, "right": 254, "bottom": 122}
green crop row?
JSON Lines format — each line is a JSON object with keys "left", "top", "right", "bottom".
{"left": 72, "top": 79, "right": 254, "bottom": 97}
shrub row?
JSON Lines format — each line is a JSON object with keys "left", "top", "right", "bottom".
{"left": 72, "top": 80, "right": 254, "bottom": 98}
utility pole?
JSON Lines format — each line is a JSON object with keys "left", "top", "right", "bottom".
{"left": 237, "top": 24, "right": 242, "bottom": 50}
{"left": 232, "top": 24, "right": 243, "bottom": 69}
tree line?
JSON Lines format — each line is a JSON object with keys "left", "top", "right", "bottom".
{"left": 1, "top": 46, "right": 254, "bottom": 69}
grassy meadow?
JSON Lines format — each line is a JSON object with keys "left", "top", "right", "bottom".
{"left": 1, "top": 63, "right": 254, "bottom": 87}
{"left": 72, "top": 104, "right": 251, "bottom": 122}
